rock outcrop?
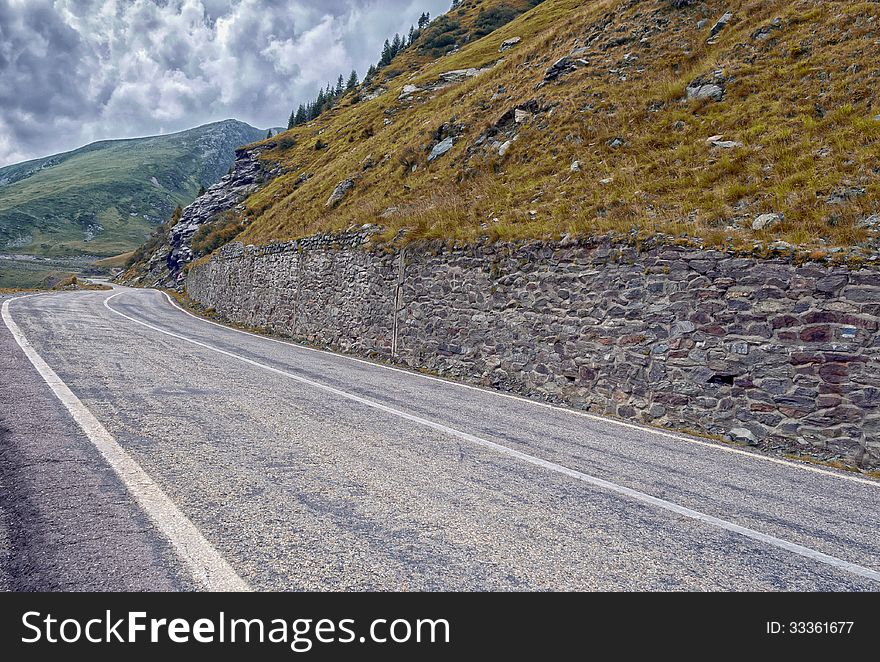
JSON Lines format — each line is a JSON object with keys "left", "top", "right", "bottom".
{"left": 541, "top": 56, "right": 588, "bottom": 84}
{"left": 124, "top": 144, "right": 278, "bottom": 288}
{"left": 687, "top": 70, "right": 728, "bottom": 102}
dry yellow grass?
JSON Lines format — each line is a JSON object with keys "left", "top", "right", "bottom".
{"left": 93, "top": 251, "right": 135, "bottom": 269}
{"left": 232, "top": 0, "right": 879, "bottom": 253}
{"left": 0, "top": 288, "right": 38, "bottom": 294}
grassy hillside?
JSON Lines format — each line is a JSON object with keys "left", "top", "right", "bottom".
{"left": 0, "top": 254, "right": 98, "bottom": 289}
{"left": 0, "top": 120, "right": 267, "bottom": 257}
{"left": 0, "top": 264, "right": 68, "bottom": 290}
{"left": 227, "top": 0, "right": 878, "bottom": 256}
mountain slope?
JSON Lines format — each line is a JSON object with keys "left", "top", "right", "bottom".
{"left": 0, "top": 120, "right": 268, "bottom": 257}
{"left": 127, "top": 0, "right": 879, "bottom": 286}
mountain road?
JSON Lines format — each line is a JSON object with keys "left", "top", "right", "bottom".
{"left": 1, "top": 286, "right": 878, "bottom": 591}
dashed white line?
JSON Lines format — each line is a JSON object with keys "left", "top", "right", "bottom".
{"left": 106, "top": 290, "right": 880, "bottom": 584}
{"left": 2, "top": 294, "right": 250, "bottom": 592}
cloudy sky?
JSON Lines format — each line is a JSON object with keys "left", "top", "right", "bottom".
{"left": 0, "top": 0, "right": 450, "bottom": 166}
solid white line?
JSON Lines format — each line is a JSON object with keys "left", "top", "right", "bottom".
{"left": 106, "top": 291, "right": 880, "bottom": 584}
{"left": 158, "top": 291, "right": 879, "bottom": 488}
{"left": 2, "top": 294, "right": 250, "bottom": 592}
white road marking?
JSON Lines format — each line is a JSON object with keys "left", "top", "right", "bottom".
{"left": 2, "top": 294, "right": 250, "bottom": 592}
{"left": 159, "top": 291, "right": 879, "bottom": 488}
{"left": 106, "top": 291, "right": 880, "bottom": 583}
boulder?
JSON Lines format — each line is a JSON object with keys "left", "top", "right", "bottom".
{"left": 514, "top": 108, "right": 533, "bottom": 123}
{"left": 439, "top": 69, "right": 480, "bottom": 82}
{"left": 499, "top": 37, "right": 521, "bottom": 52}
{"left": 726, "top": 427, "right": 759, "bottom": 446}
{"left": 398, "top": 84, "right": 420, "bottom": 99}
{"left": 543, "top": 56, "right": 587, "bottom": 82}
{"left": 706, "top": 134, "right": 742, "bottom": 149}
{"left": 710, "top": 12, "right": 733, "bottom": 38}
{"left": 826, "top": 187, "right": 866, "bottom": 205}
{"left": 363, "top": 87, "right": 386, "bottom": 101}
{"left": 492, "top": 100, "right": 540, "bottom": 134}
{"left": 428, "top": 137, "right": 455, "bottom": 162}
{"left": 752, "top": 213, "right": 784, "bottom": 231}
{"left": 752, "top": 17, "right": 782, "bottom": 41}
{"left": 687, "top": 83, "right": 724, "bottom": 101}
{"left": 326, "top": 178, "right": 355, "bottom": 206}
{"left": 687, "top": 70, "right": 727, "bottom": 101}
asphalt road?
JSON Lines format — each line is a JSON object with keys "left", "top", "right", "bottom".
{"left": 2, "top": 286, "right": 879, "bottom": 591}
{"left": 0, "top": 293, "right": 192, "bottom": 591}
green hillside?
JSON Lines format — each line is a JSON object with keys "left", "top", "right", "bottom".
{"left": 0, "top": 119, "right": 267, "bottom": 258}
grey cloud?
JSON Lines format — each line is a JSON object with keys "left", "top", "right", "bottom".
{"left": 0, "top": 0, "right": 450, "bottom": 166}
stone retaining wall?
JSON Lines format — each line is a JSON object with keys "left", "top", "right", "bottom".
{"left": 187, "top": 233, "right": 880, "bottom": 467}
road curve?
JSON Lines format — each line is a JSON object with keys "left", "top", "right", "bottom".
{"left": 2, "top": 286, "right": 879, "bottom": 591}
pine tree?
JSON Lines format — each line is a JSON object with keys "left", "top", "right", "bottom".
{"left": 418, "top": 12, "right": 430, "bottom": 29}
{"left": 379, "top": 38, "right": 392, "bottom": 66}
{"left": 197, "top": 185, "right": 206, "bottom": 197}
{"left": 346, "top": 69, "right": 359, "bottom": 91}
{"left": 288, "top": 107, "right": 296, "bottom": 129}
{"left": 325, "top": 83, "right": 334, "bottom": 108}
{"left": 265, "top": 130, "right": 272, "bottom": 140}
{"left": 408, "top": 25, "right": 416, "bottom": 46}
{"left": 391, "top": 33, "right": 402, "bottom": 56}
{"left": 366, "top": 64, "right": 377, "bottom": 80}
{"left": 294, "top": 104, "right": 307, "bottom": 125}
{"left": 335, "top": 74, "right": 345, "bottom": 97}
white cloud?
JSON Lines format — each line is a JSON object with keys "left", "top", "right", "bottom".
{"left": 0, "top": 0, "right": 450, "bottom": 166}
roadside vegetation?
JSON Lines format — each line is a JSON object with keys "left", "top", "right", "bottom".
{"left": 49, "top": 276, "right": 111, "bottom": 291}
{"left": 191, "top": 212, "right": 247, "bottom": 258}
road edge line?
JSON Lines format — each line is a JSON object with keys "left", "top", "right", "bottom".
{"left": 2, "top": 294, "right": 250, "bottom": 592}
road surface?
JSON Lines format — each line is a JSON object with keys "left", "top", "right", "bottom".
{"left": 1, "top": 286, "right": 879, "bottom": 591}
